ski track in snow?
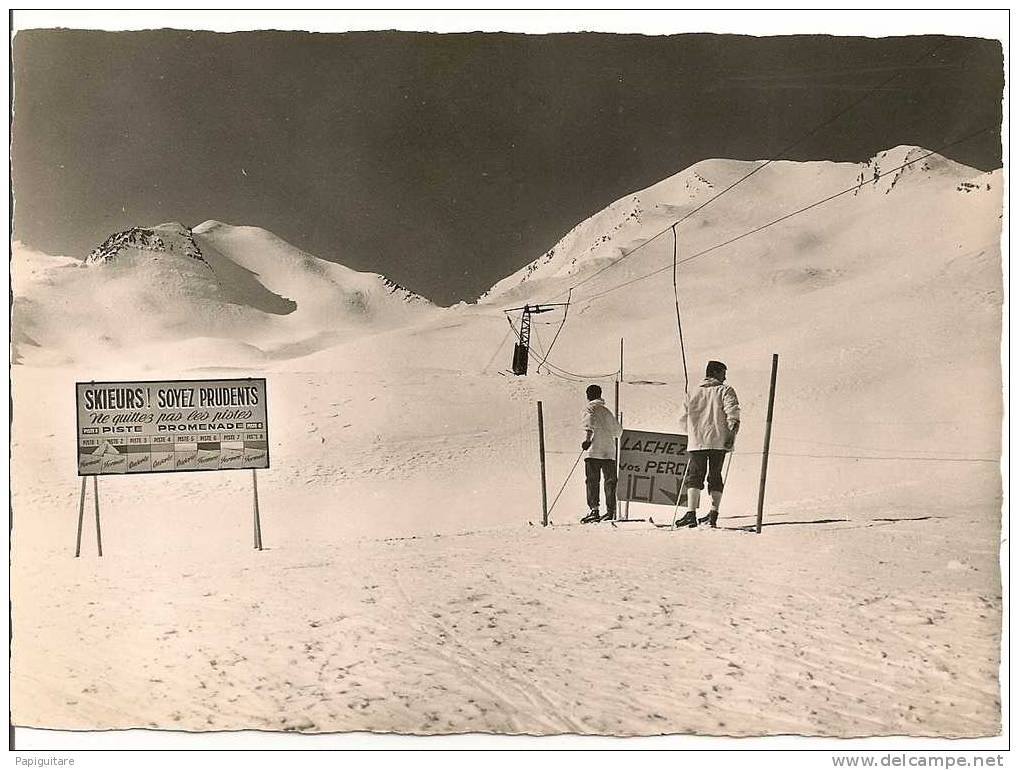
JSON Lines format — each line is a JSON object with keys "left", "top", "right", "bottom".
{"left": 12, "top": 511, "right": 1001, "bottom": 736}
{"left": 9, "top": 362, "right": 1002, "bottom": 736}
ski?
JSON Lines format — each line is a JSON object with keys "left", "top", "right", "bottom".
{"left": 648, "top": 515, "right": 675, "bottom": 529}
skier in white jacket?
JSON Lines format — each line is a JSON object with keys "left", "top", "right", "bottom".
{"left": 677, "top": 360, "right": 740, "bottom": 529}
{"left": 580, "top": 384, "right": 623, "bottom": 523}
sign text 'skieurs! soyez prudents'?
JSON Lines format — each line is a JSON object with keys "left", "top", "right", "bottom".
{"left": 81, "top": 385, "right": 261, "bottom": 411}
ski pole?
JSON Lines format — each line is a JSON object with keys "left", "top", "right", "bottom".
{"left": 669, "top": 457, "right": 693, "bottom": 527}
{"left": 697, "top": 448, "right": 736, "bottom": 524}
{"left": 547, "top": 450, "right": 585, "bottom": 518}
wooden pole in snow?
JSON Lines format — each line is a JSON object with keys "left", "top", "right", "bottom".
{"left": 614, "top": 338, "right": 622, "bottom": 462}
{"left": 756, "top": 354, "right": 779, "bottom": 535}
{"left": 75, "top": 477, "right": 87, "bottom": 558}
{"left": 537, "top": 401, "right": 549, "bottom": 527}
{"left": 93, "top": 475, "right": 103, "bottom": 557}
{"left": 252, "top": 468, "right": 264, "bottom": 550}
{"left": 617, "top": 339, "right": 626, "bottom": 519}
{"left": 615, "top": 339, "right": 623, "bottom": 418}
{"left": 621, "top": 411, "right": 630, "bottom": 522}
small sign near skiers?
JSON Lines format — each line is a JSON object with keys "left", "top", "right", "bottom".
{"left": 616, "top": 429, "right": 692, "bottom": 506}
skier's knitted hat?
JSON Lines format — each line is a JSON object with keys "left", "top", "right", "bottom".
{"left": 706, "top": 360, "right": 727, "bottom": 377}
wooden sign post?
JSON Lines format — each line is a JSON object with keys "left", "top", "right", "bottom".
{"left": 537, "top": 401, "right": 549, "bottom": 527}
{"left": 74, "top": 477, "right": 86, "bottom": 558}
{"left": 93, "top": 476, "right": 103, "bottom": 557}
{"left": 614, "top": 338, "right": 623, "bottom": 462}
{"left": 74, "top": 476, "right": 103, "bottom": 557}
{"left": 756, "top": 354, "right": 780, "bottom": 534}
{"left": 619, "top": 411, "right": 631, "bottom": 522}
{"left": 73, "top": 377, "right": 270, "bottom": 556}
{"left": 252, "top": 468, "right": 263, "bottom": 550}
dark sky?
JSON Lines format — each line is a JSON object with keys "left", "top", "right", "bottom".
{"left": 12, "top": 30, "right": 1003, "bottom": 305}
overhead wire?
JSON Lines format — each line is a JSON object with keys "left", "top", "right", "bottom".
{"left": 772, "top": 434, "right": 992, "bottom": 456}
{"left": 771, "top": 452, "right": 998, "bottom": 463}
{"left": 534, "top": 343, "right": 619, "bottom": 381}
{"left": 691, "top": 449, "right": 997, "bottom": 463}
{"left": 516, "top": 41, "right": 974, "bottom": 395}
{"left": 494, "top": 37, "right": 985, "bottom": 459}
{"left": 543, "top": 37, "right": 955, "bottom": 304}
{"left": 532, "top": 328, "right": 619, "bottom": 381}
{"left": 512, "top": 318, "right": 578, "bottom": 380}
{"left": 529, "top": 321, "right": 615, "bottom": 378}
{"left": 507, "top": 316, "right": 619, "bottom": 381}
{"left": 482, "top": 322, "right": 514, "bottom": 373}
{"left": 534, "top": 288, "right": 572, "bottom": 375}
{"left": 581, "top": 126, "right": 994, "bottom": 305}
{"left": 526, "top": 327, "right": 581, "bottom": 382}
{"left": 498, "top": 49, "right": 983, "bottom": 385}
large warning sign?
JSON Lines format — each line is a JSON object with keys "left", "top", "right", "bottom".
{"left": 76, "top": 378, "right": 269, "bottom": 476}
{"left": 616, "top": 429, "right": 691, "bottom": 506}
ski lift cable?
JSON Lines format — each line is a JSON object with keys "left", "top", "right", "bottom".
{"left": 498, "top": 123, "right": 989, "bottom": 381}
{"left": 491, "top": 303, "right": 570, "bottom": 371}
{"left": 530, "top": 326, "right": 619, "bottom": 381}
{"left": 773, "top": 452, "right": 998, "bottom": 463}
{"left": 527, "top": 325, "right": 551, "bottom": 361}
{"left": 773, "top": 434, "right": 993, "bottom": 455}
{"left": 507, "top": 39, "right": 962, "bottom": 381}
{"left": 483, "top": 322, "right": 515, "bottom": 373}
{"left": 529, "top": 351, "right": 586, "bottom": 383}
{"left": 507, "top": 316, "right": 582, "bottom": 382}
{"left": 534, "top": 288, "right": 572, "bottom": 374}
{"left": 581, "top": 126, "right": 995, "bottom": 304}
{"left": 535, "top": 350, "right": 619, "bottom": 381}
{"left": 506, "top": 315, "right": 619, "bottom": 380}
{"left": 541, "top": 37, "right": 956, "bottom": 305}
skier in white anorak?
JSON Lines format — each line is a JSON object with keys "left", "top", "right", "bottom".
{"left": 580, "top": 384, "right": 623, "bottom": 524}
{"left": 676, "top": 360, "right": 740, "bottom": 529}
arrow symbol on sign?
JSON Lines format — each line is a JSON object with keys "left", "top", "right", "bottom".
{"left": 93, "top": 440, "right": 120, "bottom": 456}
{"left": 659, "top": 476, "right": 685, "bottom": 505}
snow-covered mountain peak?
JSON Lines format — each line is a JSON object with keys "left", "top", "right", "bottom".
{"left": 482, "top": 146, "right": 992, "bottom": 302}
{"left": 14, "top": 220, "right": 439, "bottom": 366}
{"left": 84, "top": 221, "right": 208, "bottom": 267}
{"left": 191, "top": 220, "right": 433, "bottom": 307}
{"left": 854, "top": 145, "right": 978, "bottom": 195}
{"left": 192, "top": 219, "right": 227, "bottom": 234}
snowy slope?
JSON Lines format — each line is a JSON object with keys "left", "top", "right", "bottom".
{"left": 284, "top": 146, "right": 1002, "bottom": 486}
{"left": 11, "top": 221, "right": 437, "bottom": 367}
{"left": 11, "top": 146, "right": 1000, "bottom": 513}
{"left": 9, "top": 147, "right": 1004, "bottom": 738}
{"left": 458, "top": 147, "right": 1003, "bottom": 485}
{"left": 483, "top": 146, "right": 990, "bottom": 302}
